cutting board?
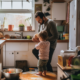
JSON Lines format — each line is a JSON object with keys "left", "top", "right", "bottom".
{"left": 19, "top": 71, "right": 57, "bottom": 80}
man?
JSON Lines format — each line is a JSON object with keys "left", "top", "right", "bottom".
{"left": 32, "top": 12, "right": 58, "bottom": 72}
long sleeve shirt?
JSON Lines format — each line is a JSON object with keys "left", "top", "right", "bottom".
{"left": 35, "top": 41, "right": 50, "bottom": 60}
{"left": 38, "top": 19, "right": 58, "bottom": 49}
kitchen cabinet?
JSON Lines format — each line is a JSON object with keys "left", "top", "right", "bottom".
{"left": 52, "top": 3, "right": 67, "bottom": 20}
{"left": 57, "top": 66, "right": 70, "bottom": 80}
{"left": 3, "top": 44, "right": 5, "bottom": 67}
{"left": 57, "top": 65, "right": 72, "bottom": 80}
{"left": 6, "top": 51, "right": 14, "bottom": 67}
{"left": 6, "top": 42, "right": 28, "bottom": 52}
{"left": 5, "top": 42, "right": 37, "bottom": 67}
{"left": 51, "top": 43, "right": 68, "bottom": 71}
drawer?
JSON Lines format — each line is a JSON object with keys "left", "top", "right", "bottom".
{"left": 6, "top": 42, "right": 28, "bottom": 51}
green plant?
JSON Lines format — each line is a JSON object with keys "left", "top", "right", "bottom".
{"left": 25, "top": 17, "right": 31, "bottom": 26}
{"left": 19, "top": 24, "right": 24, "bottom": 27}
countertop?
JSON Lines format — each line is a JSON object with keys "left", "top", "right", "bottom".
{"left": 1, "top": 38, "right": 69, "bottom": 42}
{"left": 0, "top": 40, "right": 6, "bottom": 49}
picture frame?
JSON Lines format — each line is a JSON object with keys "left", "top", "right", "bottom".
{"left": 35, "top": 4, "right": 42, "bottom": 13}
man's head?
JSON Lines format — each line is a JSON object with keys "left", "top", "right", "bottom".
{"left": 35, "top": 12, "right": 46, "bottom": 25}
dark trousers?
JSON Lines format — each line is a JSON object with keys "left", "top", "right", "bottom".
{"left": 32, "top": 47, "right": 54, "bottom": 72}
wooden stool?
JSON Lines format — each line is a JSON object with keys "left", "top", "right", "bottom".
{"left": 19, "top": 71, "right": 57, "bottom": 80}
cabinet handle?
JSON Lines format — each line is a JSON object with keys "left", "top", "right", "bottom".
{"left": 12, "top": 53, "right": 14, "bottom": 54}
{"left": 17, "top": 52, "right": 19, "bottom": 54}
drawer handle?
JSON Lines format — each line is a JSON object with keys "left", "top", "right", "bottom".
{"left": 12, "top": 53, "right": 14, "bottom": 54}
{"left": 17, "top": 52, "right": 19, "bottom": 54}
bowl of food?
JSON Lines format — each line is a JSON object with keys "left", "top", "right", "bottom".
{"left": 2, "top": 68, "right": 23, "bottom": 80}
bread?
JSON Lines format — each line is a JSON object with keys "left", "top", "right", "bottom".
{"left": 0, "top": 32, "right": 4, "bottom": 38}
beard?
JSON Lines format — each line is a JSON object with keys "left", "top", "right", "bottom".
{"left": 40, "top": 19, "right": 44, "bottom": 25}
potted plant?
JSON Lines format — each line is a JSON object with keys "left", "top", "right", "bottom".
{"left": 19, "top": 24, "right": 24, "bottom": 31}
{"left": 25, "top": 17, "right": 32, "bottom": 31}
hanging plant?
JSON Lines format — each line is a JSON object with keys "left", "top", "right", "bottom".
{"left": 43, "top": 0, "right": 50, "bottom": 3}
{"left": 46, "top": 5, "right": 51, "bottom": 11}
{"left": 44, "top": 3, "right": 47, "bottom": 6}
{"left": 26, "top": 0, "right": 30, "bottom": 2}
{"left": 35, "top": 0, "right": 39, "bottom": 2}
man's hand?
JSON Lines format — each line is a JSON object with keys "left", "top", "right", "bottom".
{"left": 32, "top": 34, "right": 39, "bottom": 42}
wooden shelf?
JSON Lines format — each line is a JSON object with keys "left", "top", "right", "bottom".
{"left": 2, "top": 30, "right": 35, "bottom": 32}
{"left": 57, "top": 63, "right": 71, "bottom": 70}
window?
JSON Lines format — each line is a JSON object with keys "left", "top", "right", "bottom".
{"left": 2, "top": 2, "right": 11, "bottom": 9}
{"left": 23, "top": 2, "right": 32, "bottom": 9}
{"left": 13, "top": 2, "right": 22, "bottom": 9}
{"left": 0, "top": 0, "right": 35, "bottom": 31}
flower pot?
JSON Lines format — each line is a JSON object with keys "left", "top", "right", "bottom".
{"left": 27, "top": 26, "right": 32, "bottom": 31}
{"left": 8, "top": 25, "right": 14, "bottom": 31}
{"left": 19, "top": 26, "right": 24, "bottom": 31}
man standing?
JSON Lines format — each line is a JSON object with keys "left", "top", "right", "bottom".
{"left": 32, "top": 12, "right": 58, "bottom": 72}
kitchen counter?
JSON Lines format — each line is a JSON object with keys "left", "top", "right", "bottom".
{"left": 1, "top": 38, "right": 69, "bottom": 42}
{"left": 0, "top": 40, "right": 6, "bottom": 49}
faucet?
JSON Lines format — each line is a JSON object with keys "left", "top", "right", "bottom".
{"left": 15, "top": 32, "right": 23, "bottom": 39}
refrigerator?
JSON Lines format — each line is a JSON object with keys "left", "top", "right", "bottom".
{"left": 69, "top": 0, "right": 80, "bottom": 50}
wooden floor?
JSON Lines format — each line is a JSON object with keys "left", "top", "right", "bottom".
{"left": 20, "top": 71, "right": 57, "bottom": 80}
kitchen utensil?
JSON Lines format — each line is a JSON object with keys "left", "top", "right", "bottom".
{"left": 2, "top": 68, "right": 22, "bottom": 80}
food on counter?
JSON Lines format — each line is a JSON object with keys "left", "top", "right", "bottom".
{"left": 4, "top": 34, "right": 10, "bottom": 39}
{"left": 27, "top": 35, "right": 31, "bottom": 39}
{"left": 0, "top": 32, "right": 4, "bottom": 39}
{"left": 6, "top": 71, "right": 16, "bottom": 74}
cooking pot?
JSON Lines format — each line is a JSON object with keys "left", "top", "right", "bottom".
{"left": 2, "top": 68, "right": 23, "bottom": 80}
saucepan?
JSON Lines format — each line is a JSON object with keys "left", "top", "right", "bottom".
{"left": 2, "top": 68, "right": 23, "bottom": 80}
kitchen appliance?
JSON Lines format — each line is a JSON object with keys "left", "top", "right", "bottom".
{"left": 2, "top": 68, "right": 22, "bottom": 80}
{"left": 69, "top": 0, "right": 80, "bottom": 50}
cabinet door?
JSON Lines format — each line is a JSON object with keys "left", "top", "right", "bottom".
{"left": 57, "top": 66, "right": 68, "bottom": 80}
{"left": 6, "top": 51, "right": 14, "bottom": 67}
{"left": 6, "top": 42, "right": 28, "bottom": 52}
{"left": 14, "top": 51, "right": 28, "bottom": 60}
{"left": 3, "top": 44, "right": 5, "bottom": 67}
{"left": 52, "top": 3, "right": 67, "bottom": 20}
{"left": 28, "top": 42, "right": 38, "bottom": 67}
{"left": 51, "top": 43, "right": 68, "bottom": 67}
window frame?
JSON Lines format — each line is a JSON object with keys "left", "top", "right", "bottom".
{"left": 0, "top": 0, "right": 35, "bottom": 30}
